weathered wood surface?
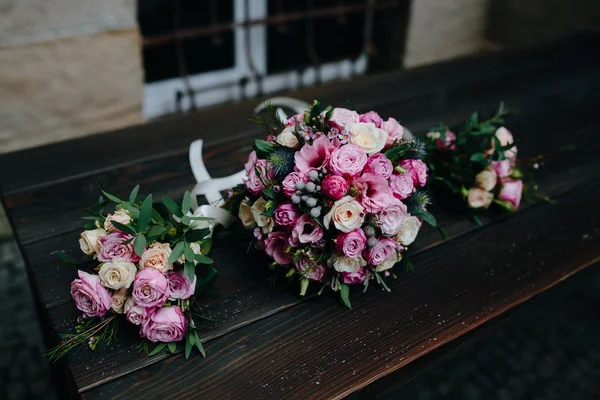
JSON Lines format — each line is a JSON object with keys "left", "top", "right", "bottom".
{"left": 1, "top": 34, "right": 599, "bottom": 399}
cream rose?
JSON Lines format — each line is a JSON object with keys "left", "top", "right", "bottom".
{"left": 396, "top": 216, "right": 421, "bottom": 246}
{"left": 79, "top": 228, "right": 107, "bottom": 255}
{"left": 239, "top": 198, "right": 257, "bottom": 230}
{"left": 276, "top": 126, "right": 300, "bottom": 149}
{"left": 98, "top": 261, "right": 137, "bottom": 290}
{"left": 110, "top": 289, "right": 128, "bottom": 314}
{"left": 494, "top": 127, "right": 513, "bottom": 147}
{"left": 346, "top": 122, "right": 388, "bottom": 155}
{"left": 139, "top": 242, "right": 173, "bottom": 273}
{"left": 251, "top": 197, "right": 274, "bottom": 234}
{"left": 177, "top": 242, "right": 201, "bottom": 265}
{"left": 104, "top": 209, "right": 132, "bottom": 232}
{"left": 475, "top": 168, "right": 497, "bottom": 192}
{"left": 323, "top": 196, "right": 366, "bottom": 233}
{"left": 376, "top": 251, "right": 401, "bottom": 272}
{"left": 467, "top": 187, "right": 493, "bottom": 209}
{"left": 328, "top": 253, "right": 366, "bottom": 273}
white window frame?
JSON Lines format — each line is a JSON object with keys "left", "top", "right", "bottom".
{"left": 142, "top": 0, "right": 368, "bottom": 120}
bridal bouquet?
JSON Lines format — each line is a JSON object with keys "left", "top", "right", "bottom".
{"left": 48, "top": 186, "right": 216, "bottom": 361}
{"left": 224, "top": 100, "right": 436, "bottom": 307}
{"left": 425, "top": 103, "right": 524, "bottom": 216}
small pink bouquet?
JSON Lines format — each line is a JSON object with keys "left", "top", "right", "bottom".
{"left": 224, "top": 100, "right": 437, "bottom": 307}
{"left": 48, "top": 187, "right": 216, "bottom": 361}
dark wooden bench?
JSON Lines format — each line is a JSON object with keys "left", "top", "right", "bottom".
{"left": 2, "top": 34, "right": 600, "bottom": 399}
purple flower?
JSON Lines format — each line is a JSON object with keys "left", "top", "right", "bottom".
{"left": 282, "top": 172, "right": 305, "bottom": 198}
{"left": 335, "top": 229, "right": 367, "bottom": 258}
{"left": 295, "top": 256, "right": 326, "bottom": 282}
{"left": 273, "top": 203, "right": 301, "bottom": 226}
{"left": 291, "top": 215, "right": 324, "bottom": 244}
{"left": 328, "top": 144, "right": 368, "bottom": 177}
{"left": 124, "top": 297, "right": 153, "bottom": 325}
{"left": 389, "top": 173, "right": 414, "bottom": 200}
{"left": 364, "top": 153, "right": 393, "bottom": 179}
{"left": 97, "top": 231, "right": 141, "bottom": 263}
{"left": 340, "top": 267, "right": 366, "bottom": 285}
{"left": 322, "top": 175, "right": 349, "bottom": 200}
{"left": 132, "top": 268, "right": 170, "bottom": 308}
{"left": 376, "top": 200, "right": 408, "bottom": 236}
{"left": 70, "top": 271, "right": 112, "bottom": 317}
{"left": 364, "top": 237, "right": 397, "bottom": 266}
{"left": 265, "top": 231, "right": 293, "bottom": 265}
{"left": 167, "top": 270, "right": 197, "bottom": 300}
{"left": 244, "top": 159, "right": 273, "bottom": 195}
{"left": 140, "top": 306, "right": 187, "bottom": 343}
{"left": 499, "top": 179, "right": 523, "bottom": 210}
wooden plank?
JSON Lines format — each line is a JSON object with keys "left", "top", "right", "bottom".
{"left": 5, "top": 49, "right": 600, "bottom": 246}
{"left": 1, "top": 33, "right": 595, "bottom": 195}
{"left": 81, "top": 177, "right": 600, "bottom": 399}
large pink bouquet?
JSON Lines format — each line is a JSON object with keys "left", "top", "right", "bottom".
{"left": 225, "top": 100, "right": 437, "bottom": 307}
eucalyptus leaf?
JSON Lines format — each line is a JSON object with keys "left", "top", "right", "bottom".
{"left": 194, "top": 332, "right": 206, "bottom": 357}
{"left": 181, "top": 216, "right": 191, "bottom": 225}
{"left": 167, "top": 342, "right": 176, "bottom": 354}
{"left": 129, "top": 185, "right": 140, "bottom": 203}
{"left": 110, "top": 221, "right": 137, "bottom": 235}
{"left": 254, "top": 139, "right": 275, "bottom": 155}
{"left": 340, "top": 283, "right": 352, "bottom": 309}
{"left": 199, "top": 239, "right": 212, "bottom": 254}
{"left": 137, "top": 194, "right": 153, "bottom": 232}
{"left": 148, "top": 343, "right": 166, "bottom": 356}
{"left": 412, "top": 208, "right": 437, "bottom": 227}
{"left": 168, "top": 242, "right": 186, "bottom": 265}
{"left": 58, "top": 252, "right": 82, "bottom": 265}
{"left": 162, "top": 196, "right": 183, "bottom": 218}
{"left": 470, "top": 153, "right": 486, "bottom": 163}
{"left": 193, "top": 254, "right": 213, "bottom": 264}
{"left": 134, "top": 235, "right": 146, "bottom": 257}
{"left": 184, "top": 247, "right": 195, "bottom": 263}
{"left": 185, "top": 228, "right": 211, "bottom": 242}
{"left": 101, "top": 190, "right": 123, "bottom": 204}
{"left": 146, "top": 225, "right": 166, "bottom": 238}
{"left": 188, "top": 216, "right": 215, "bottom": 221}
{"left": 299, "top": 277, "right": 309, "bottom": 296}
{"left": 185, "top": 335, "right": 193, "bottom": 359}
{"left": 184, "top": 261, "right": 195, "bottom": 281}
{"left": 83, "top": 222, "right": 97, "bottom": 230}
{"left": 81, "top": 216, "right": 104, "bottom": 222}
{"left": 182, "top": 191, "right": 191, "bottom": 214}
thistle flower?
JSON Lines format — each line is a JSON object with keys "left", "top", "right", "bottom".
{"left": 404, "top": 189, "right": 432, "bottom": 215}
{"left": 268, "top": 148, "right": 295, "bottom": 177}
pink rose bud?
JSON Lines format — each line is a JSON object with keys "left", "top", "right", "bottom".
{"left": 265, "top": 231, "right": 293, "bottom": 265}
{"left": 167, "top": 270, "right": 197, "bottom": 300}
{"left": 97, "top": 231, "right": 141, "bottom": 263}
{"left": 336, "top": 229, "right": 367, "bottom": 258}
{"left": 244, "top": 159, "right": 273, "bottom": 195}
{"left": 244, "top": 151, "right": 258, "bottom": 174}
{"left": 273, "top": 203, "right": 301, "bottom": 226}
{"left": 327, "top": 107, "right": 360, "bottom": 130}
{"left": 389, "top": 173, "right": 414, "bottom": 200}
{"left": 70, "top": 270, "right": 112, "bottom": 317}
{"left": 436, "top": 131, "right": 456, "bottom": 151}
{"left": 140, "top": 306, "right": 187, "bottom": 343}
{"left": 381, "top": 117, "right": 403, "bottom": 148}
{"left": 322, "top": 175, "right": 349, "bottom": 200}
{"left": 359, "top": 111, "right": 383, "bottom": 128}
{"left": 285, "top": 113, "right": 305, "bottom": 127}
{"left": 499, "top": 179, "right": 523, "bottom": 210}
{"left": 328, "top": 144, "right": 368, "bottom": 177}
{"left": 132, "top": 268, "right": 170, "bottom": 308}
{"left": 282, "top": 172, "right": 305, "bottom": 198}
{"left": 399, "top": 159, "right": 428, "bottom": 187}
{"left": 364, "top": 153, "right": 393, "bottom": 179}
{"left": 340, "top": 267, "right": 366, "bottom": 285}
{"left": 491, "top": 159, "right": 513, "bottom": 178}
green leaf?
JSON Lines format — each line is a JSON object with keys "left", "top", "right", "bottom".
{"left": 101, "top": 190, "right": 123, "bottom": 204}
{"left": 151, "top": 208, "right": 164, "bottom": 224}
{"left": 412, "top": 208, "right": 437, "bottom": 227}
{"left": 137, "top": 194, "right": 153, "bottom": 232}
{"left": 167, "top": 342, "right": 176, "bottom": 353}
{"left": 184, "top": 260, "right": 195, "bottom": 281}
{"left": 119, "top": 202, "right": 140, "bottom": 219}
{"left": 185, "top": 335, "right": 193, "bottom": 359}
{"left": 194, "top": 332, "right": 206, "bottom": 357}
{"left": 110, "top": 221, "right": 137, "bottom": 235}
{"left": 497, "top": 101, "right": 505, "bottom": 115}
{"left": 181, "top": 191, "right": 192, "bottom": 214}
{"left": 181, "top": 216, "right": 191, "bottom": 225}
{"left": 184, "top": 247, "right": 195, "bottom": 263}
{"left": 58, "top": 252, "right": 82, "bottom": 265}
{"left": 148, "top": 343, "right": 166, "bottom": 356}
{"left": 196, "top": 266, "right": 218, "bottom": 289}
{"left": 340, "top": 283, "right": 352, "bottom": 309}
{"left": 146, "top": 225, "right": 167, "bottom": 238}
{"left": 81, "top": 215, "right": 104, "bottom": 221}
{"left": 254, "top": 139, "right": 275, "bottom": 155}
{"left": 384, "top": 143, "right": 409, "bottom": 162}
{"left": 83, "top": 222, "right": 97, "bottom": 230}
{"left": 134, "top": 235, "right": 146, "bottom": 257}
{"left": 129, "top": 185, "right": 140, "bottom": 203}
{"left": 193, "top": 254, "right": 213, "bottom": 264}
{"left": 185, "top": 228, "right": 211, "bottom": 242}
{"left": 168, "top": 242, "right": 186, "bottom": 265}
{"left": 493, "top": 198, "right": 515, "bottom": 212}
{"left": 162, "top": 196, "right": 184, "bottom": 218}
{"left": 469, "top": 112, "right": 479, "bottom": 128}
{"left": 188, "top": 216, "right": 215, "bottom": 221}
{"left": 470, "top": 153, "right": 486, "bottom": 163}
{"left": 299, "top": 277, "right": 309, "bottom": 296}
{"left": 199, "top": 239, "right": 212, "bottom": 255}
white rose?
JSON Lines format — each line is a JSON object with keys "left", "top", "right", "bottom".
{"left": 346, "top": 122, "right": 388, "bottom": 155}
{"left": 104, "top": 209, "right": 132, "bottom": 232}
{"left": 110, "top": 289, "right": 128, "bottom": 314}
{"left": 177, "top": 242, "right": 201, "bottom": 265}
{"left": 276, "top": 126, "right": 300, "bottom": 148}
{"left": 494, "top": 127, "right": 514, "bottom": 147}
{"left": 467, "top": 187, "right": 493, "bottom": 209}
{"left": 79, "top": 228, "right": 107, "bottom": 255}
{"left": 323, "top": 196, "right": 366, "bottom": 233}
{"left": 251, "top": 197, "right": 274, "bottom": 234}
{"left": 396, "top": 216, "right": 421, "bottom": 246}
{"left": 475, "top": 168, "right": 497, "bottom": 192}
{"left": 376, "top": 251, "right": 401, "bottom": 272}
{"left": 426, "top": 131, "right": 441, "bottom": 140}
{"left": 98, "top": 261, "right": 137, "bottom": 290}
{"left": 328, "top": 253, "right": 366, "bottom": 273}
{"left": 139, "top": 242, "right": 173, "bottom": 273}
{"left": 239, "top": 198, "right": 257, "bottom": 230}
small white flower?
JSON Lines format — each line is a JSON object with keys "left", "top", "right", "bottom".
{"left": 276, "top": 126, "right": 300, "bottom": 148}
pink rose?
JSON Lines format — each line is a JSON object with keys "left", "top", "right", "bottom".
{"left": 376, "top": 200, "right": 408, "bottom": 236}
{"left": 140, "top": 306, "right": 187, "bottom": 343}
{"left": 328, "top": 107, "right": 360, "bottom": 130}
{"left": 340, "top": 267, "right": 366, "bottom": 285}
{"left": 364, "top": 237, "right": 397, "bottom": 266}
{"left": 97, "top": 231, "right": 141, "bottom": 263}
{"left": 491, "top": 159, "right": 513, "bottom": 178}
{"left": 322, "top": 175, "right": 349, "bottom": 200}
{"left": 265, "top": 231, "right": 293, "bottom": 265}
{"left": 167, "top": 270, "right": 197, "bottom": 300}
{"left": 355, "top": 173, "right": 395, "bottom": 214}
{"left": 359, "top": 111, "right": 383, "bottom": 128}
{"left": 400, "top": 159, "right": 428, "bottom": 187}
{"left": 70, "top": 270, "right": 112, "bottom": 317}
{"left": 389, "top": 173, "right": 414, "bottom": 200}
{"left": 499, "top": 179, "right": 523, "bottom": 210}
{"left": 381, "top": 118, "right": 403, "bottom": 147}
{"left": 282, "top": 172, "right": 305, "bottom": 198}
{"left": 335, "top": 229, "right": 367, "bottom": 258}
{"left": 286, "top": 113, "right": 305, "bottom": 127}
{"left": 295, "top": 256, "right": 326, "bottom": 281}
{"left": 245, "top": 159, "right": 273, "bottom": 195}
{"left": 291, "top": 215, "right": 324, "bottom": 244}
{"left": 273, "top": 203, "right": 301, "bottom": 226}
{"left": 294, "top": 136, "right": 338, "bottom": 175}
{"left": 132, "top": 268, "right": 170, "bottom": 308}
{"left": 436, "top": 131, "right": 456, "bottom": 151}
{"left": 329, "top": 144, "right": 368, "bottom": 176}
{"left": 124, "top": 297, "right": 152, "bottom": 325}
{"left": 364, "top": 153, "right": 393, "bottom": 179}
{"left": 244, "top": 151, "right": 257, "bottom": 174}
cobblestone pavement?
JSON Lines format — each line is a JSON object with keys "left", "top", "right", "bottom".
{"left": 0, "top": 238, "right": 598, "bottom": 399}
